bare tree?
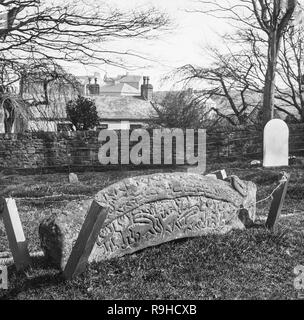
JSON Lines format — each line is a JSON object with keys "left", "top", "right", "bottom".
{"left": 187, "top": 0, "right": 300, "bottom": 126}
{"left": 275, "top": 25, "right": 304, "bottom": 121}
{"left": 150, "top": 90, "right": 210, "bottom": 129}
{"left": 0, "top": 0, "right": 169, "bottom": 89}
{"left": 222, "top": 10, "right": 304, "bottom": 123}
{"left": 0, "top": 0, "right": 170, "bottom": 132}
{"left": 255, "top": 0, "right": 297, "bottom": 125}
{"left": 176, "top": 46, "right": 264, "bottom": 126}
{"left": 0, "top": 57, "right": 83, "bottom": 132}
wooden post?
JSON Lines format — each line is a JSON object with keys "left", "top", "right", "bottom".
{"left": 205, "top": 174, "right": 217, "bottom": 179}
{"left": 0, "top": 266, "right": 8, "bottom": 290}
{"left": 0, "top": 198, "right": 31, "bottom": 271}
{"left": 265, "top": 172, "right": 290, "bottom": 233}
{"left": 63, "top": 200, "right": 108, "bottom": 280}
{"left": 211, "top": 169, "right": 227, "bottom": 181}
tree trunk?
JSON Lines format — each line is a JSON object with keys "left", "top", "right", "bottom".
{"left": 262, "top": 30, "right": 280, "bottom": 127}
{"left": 300, "top": 108, "right": 304, "bottom": 123}
{"left": 4, "top": 100, "right": 15, "bottom": 133}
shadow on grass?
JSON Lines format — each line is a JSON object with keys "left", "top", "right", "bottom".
{"left": 0, "top": 256, "right": 66, "bottom": 300}
{"left": 0, "top": 220, "right": 300, "bottom": 300}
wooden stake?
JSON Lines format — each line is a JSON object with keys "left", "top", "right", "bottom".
{"left": 0, "top": 198, "right": 31, "bottom": 271}
{"left": 211, "top": 169, "right": 227, "bottom": 181}
{"left": 63, "top": 200, "right": 108, "bottom": 280}
{"left": 0, "top": 266, "right": 8, "bottom": 290}
{"left": 205, "top": 174, "right": 217, "bottom": 179}
{"left": 265, "top": 172, "right": 290, "bottom": 233}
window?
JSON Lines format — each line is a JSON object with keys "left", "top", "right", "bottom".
{"left": 98, "top": 124, "right": 109, "bottom": 130}
{"left": 130, "top": 124, "right": 143, "bottom": 131}
{"left": 57, "top": 123, "right": 74, "bottom": 132}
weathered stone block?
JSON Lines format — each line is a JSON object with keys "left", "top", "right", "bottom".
{"left": 39, "top": 173, "right": 256, "bottom": 270}
{"left": 39, "top": 200, "right": 92, "bottom": 270}
{"left": 69, "top": 173, "right": 79, "bottom": 184}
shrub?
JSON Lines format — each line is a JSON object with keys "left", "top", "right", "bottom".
{"left": 66, "top": 96, "right": 100, "bottom": 131}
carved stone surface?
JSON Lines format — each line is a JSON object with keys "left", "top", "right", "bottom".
{"left": 39, "top": 173, "right": 256, "bottom": 269}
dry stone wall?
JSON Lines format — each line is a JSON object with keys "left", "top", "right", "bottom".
{"left": 1, "top": 125, "right": 304, "bottom": 170}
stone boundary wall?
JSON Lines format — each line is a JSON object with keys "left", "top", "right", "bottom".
{"left": 208, "top": 124, "right": 304, "bottom": 160}
{"left": 0, "top": 125, "right": 303, "bottom": 170}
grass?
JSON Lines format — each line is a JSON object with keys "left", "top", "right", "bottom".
{"left": 0, "top": 163, "right": 304, "bottom": 300}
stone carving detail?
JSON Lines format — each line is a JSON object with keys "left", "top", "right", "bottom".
{"left": 90, "top": 197, "right": 236, "bottom": 261}
{"left": 40, "top": 172, "right": 257, "bottom": 269}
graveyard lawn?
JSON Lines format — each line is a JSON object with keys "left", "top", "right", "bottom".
{"left": 0, "top": 164, "right": 304, "bottom": 300}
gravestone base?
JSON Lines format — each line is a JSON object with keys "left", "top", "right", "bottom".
{"left": 39, "top": 173, "right": 257, "bottom": 271}
{"left": 39, "top": 200, "right": 91, "bottom": 270}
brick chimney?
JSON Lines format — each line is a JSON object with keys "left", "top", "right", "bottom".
{"left": 141, "top": 76, "right": 153, "bottom": 100}
{"left": 87, "top": 77, "right": 100, "bottom": 95}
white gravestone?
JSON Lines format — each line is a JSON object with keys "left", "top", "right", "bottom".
{"left": 263, "top": 119, "right": 289, "bottom": 167}
{"left": 69, "top": 173, "right": 79, "bottom": 184}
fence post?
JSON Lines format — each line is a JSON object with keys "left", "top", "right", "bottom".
{"left": 63, "top": 201, "right": 108, "bottom": 280}
{"left": 0, "top": 198, "right": 31, "bottom": 271}
{"left": 265, "top": 172, "right": 290, "bottom": 233}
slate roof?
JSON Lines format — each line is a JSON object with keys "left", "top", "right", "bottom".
{"left": 26, "top": 94, "right": 156, "bottom": 122}
{"left": 99, "top": 83, "right": 139, "bottom": 95}
{"left": 119, "top": 75, "right": 142, "bottom": 83}
{"left": 92, "top": 96, "right": 156, "bottom": 120}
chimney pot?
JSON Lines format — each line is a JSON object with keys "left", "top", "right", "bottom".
{"left": 141, "top": 76, "right": 153, "bottom": 100}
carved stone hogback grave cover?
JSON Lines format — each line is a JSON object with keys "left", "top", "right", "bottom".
{"left": 39, "top": 173, "right": 257, "bottom": 270}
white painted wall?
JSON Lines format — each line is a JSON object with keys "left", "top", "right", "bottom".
{"left": 107, "top": 121, "right": 130, "bottom": 130}
{"left": 28, "top": 120, "right": 57, "bottom": 132}
{"left": 27, "top": 120, "right": 144, "bottom": 132}
{"left": 101, "top": 121, "right": 145, "bottom": 130}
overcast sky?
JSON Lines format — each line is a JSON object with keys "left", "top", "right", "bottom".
{"left": 66, "top": 0, "right": 232, "bottom": 91}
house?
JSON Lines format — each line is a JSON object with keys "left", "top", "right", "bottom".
{"left": 99, "top": 74, "right": 142, "bottom": 96}
{"left": 20, "top": 67, "right": 156, "bottom": 131}
{"left": 76, "top": 73, "right": 142, "bottom": 97}
{"left": 21, "top": 68, "right": 80, "bottom": 132}
{"left": 90, "top": 76, "right": 155, "bottom": 130}
{"left": 75, "top": 73, "right": 154, "bottom": 129}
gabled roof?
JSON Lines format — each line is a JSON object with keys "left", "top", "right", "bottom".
{"left": 119, "top": 75, "right": 142, "bottom": 83}
{"left": 99, "top": 83, "right": 138, "bottom": 95}
{"left": 92, "top": 95, "right": 156, "bottom": 120}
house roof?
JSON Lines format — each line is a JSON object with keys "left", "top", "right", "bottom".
{"left": 99, "top": 83, "right": 138, "bottom": 95}
{"left": 92, "top": 96, "right": 156, "bottom": 120}
{"left": 210, "top": 91, "right": 302, "bottom": 121}
{"left": 26, "top": 94, "right": 156, "bottom": 122}
{"left": 119, "top": 75, "right": 142, "bottom": 83}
